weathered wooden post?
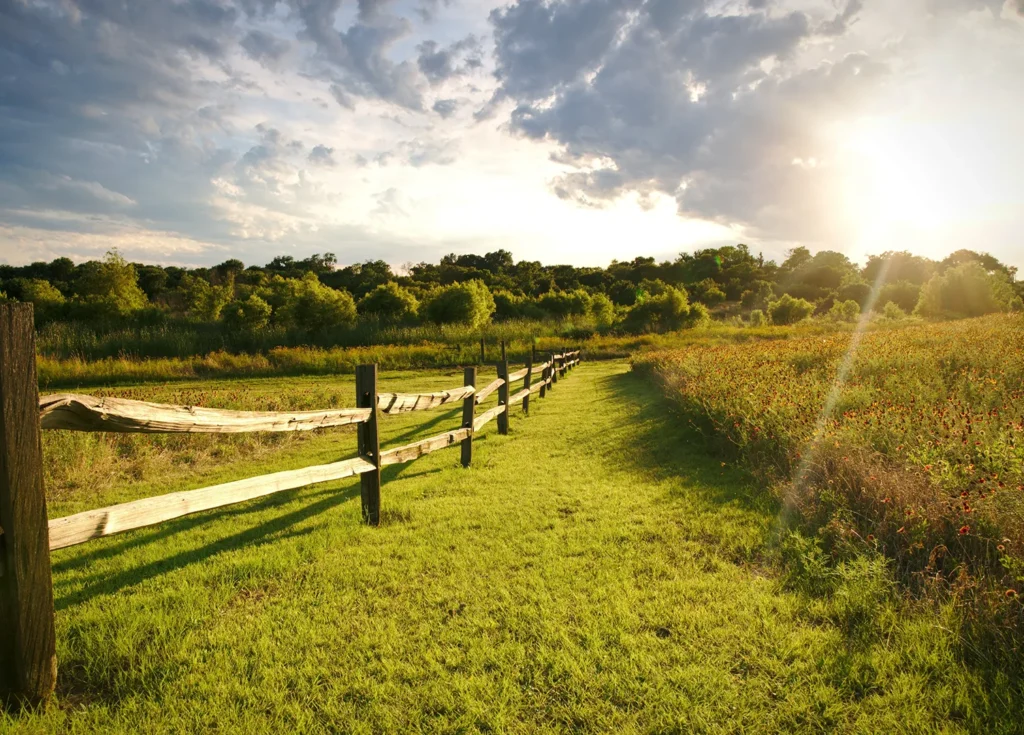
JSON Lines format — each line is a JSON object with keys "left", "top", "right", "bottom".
{"left": 522, "top": 353, "right": 532, "bottom": 415}
{"left": 497, "top": 341, "right": 509, "bottom": 435}
{"left": 550, "top": 351, "right": 558, "bottom": 386}
{"left": 461, "top": 366, "right": 475, "bottom": 468}
{"left": 479, "top": 337, "right": 485, "bottom": 365}
{"left": 0, "top": 304, "right": 57, "bottom": 708}
{"left": 355, "top": 364, "right": 381, "bottom": 526}
{"left": 539, "top": 360, "right": 547, "bottom": 399}
{"left": 561, "top": 346, "right": 567, "bottom": 376}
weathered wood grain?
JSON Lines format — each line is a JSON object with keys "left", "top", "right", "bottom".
{"left": 474, "top": 377, "right": 504, "bottom": 405}
{"left": 380, "top": 428, "right": 472, "bottom": 467}
{"left": 507, "top": 367, "right": 529, "bottom": 383}
{"left": 508, "top": 387, "right": 531, "bottom": 404}
{"left": 38, "top": 394, "right": 371, "bottom": 434}
{"left": 472, "top": 404, "right": 506, "bottom": 432}
{"left": 377, "top": 385, "right": 475, "bottom": 414}
{"left": 48, "top": 455, "right": 376, "bottom": 551}
{"left": 0, "top": 304, "right": 57, "bottom": 706}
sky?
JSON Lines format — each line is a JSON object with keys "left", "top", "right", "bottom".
{"left": 0, "top": 0, "right": 1022, "bottom": 271}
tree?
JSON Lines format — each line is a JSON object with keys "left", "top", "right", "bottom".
{"left": 590, "top": 293, "right": 615, "bottom": 329}
{"left": 877, "top": 281, "right": 920, "bottom": 313}
{"left": 863, "top": 251, "right": 935, "bottom": 286}
{"left": 74, "top": 250, "right": 148, "bottom": 317}
{"left": 276, "top": 273, "right": 357, "bottom": 332}
{"left": 915, "top": 262, "right": 1014, "bottom": 319}
{"left": 358, "top": 282, "right": 419, "bottom": 323}
{"left": 223, "top": 294, "right": 272, "bottom": 332}
{"left": 827, "top": 299, "right": 861, "bottom": 323}
{"left": 423, "top": 279, "right": 495, "bottom": 327}
{"left": 537, "top": 289, "right": 592, "bottom": 317}
{"left": 768, "top": 294, "right": 815, "bottom": 325}
{"left": 7, "top": 278, "right": 65, "bottom": 321}
{"left": 179, "top": 274, "right": 234, "bottom": 321}
{"left": 623, "top": 285, "right": 707, "bottom": 333}
{"left": 690, "top": 278, "right": 726, "bottom": 306}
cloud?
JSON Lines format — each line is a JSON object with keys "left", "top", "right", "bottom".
{"left": 308, "top": 144, "right": 337, "bottom": 166}
{"left": 487, "top": 0, "right": 887, "bottom": 241}
{"left": 241, "top": 29, "right": 292, "bottom": 67}
{"left": 432, "top": 98, "right": 460, "bottom": 118}
{"left": 416, "top": 36, "right": 483, "bottom": 84}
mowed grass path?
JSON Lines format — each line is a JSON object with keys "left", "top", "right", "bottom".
{"left": 3, "top": 361, "right": 1004, "bottom": 733}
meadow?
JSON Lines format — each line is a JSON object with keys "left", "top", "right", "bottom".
{"left": 634, "top": 314, "right": 1024, "bottom": 675}
{"left": 5, "top": 360, "right": 1023, "bottom": 733}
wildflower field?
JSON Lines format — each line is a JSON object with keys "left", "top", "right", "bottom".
{"left": 634, "top": 314, "right": 1024, "bottom": 672}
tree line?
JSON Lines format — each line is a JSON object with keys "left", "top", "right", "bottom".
{"left": 1, "top": 245, "right": 1020, "bottom": 338}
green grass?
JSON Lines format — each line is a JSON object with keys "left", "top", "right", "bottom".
{"left": 5, "top": 361, "right": 1019, "bottom": 732}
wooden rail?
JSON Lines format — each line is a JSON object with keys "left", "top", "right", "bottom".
{"left": 0, "top": 302, "right": 583, "bottom": 705}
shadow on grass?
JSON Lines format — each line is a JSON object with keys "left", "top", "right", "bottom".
{"left": 53, "top": 481, "right": 361, "bottom": 611}
{"left": 597, "top": 369, "right": 775, "bottom": 517}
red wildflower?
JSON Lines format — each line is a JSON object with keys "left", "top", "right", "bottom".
{"left": 1006, "top": 590, "right": 1018, "bottom": 599}
{"left": 959, "top": 525, "right": 970, "bottom": 535}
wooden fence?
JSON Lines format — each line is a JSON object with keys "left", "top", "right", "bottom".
{"left": 0, "top": 303, "right": 582, "bottom": 706}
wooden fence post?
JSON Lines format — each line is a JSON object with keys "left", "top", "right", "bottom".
{"left": 550, "top": 351, "right": 558, "bottom": 387}
{"left": 479, "top": 337, "right": 485, "bottom": 365}
{"left": 523, "top": 353, "right": 532, "bottom": 415}
{"left": 355, "top": 364, "right": 381, "bottom": 526}
{"left": 497, "top": 341, "right": 509, "bottom": 435}
{"left": 0, "top": 304, "right": 57, "bottom": 708}
{"left": 461, "top": 366, "right": 475, "bottom": 468}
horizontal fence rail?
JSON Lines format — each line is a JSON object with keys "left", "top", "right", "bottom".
{"left": 0, "top": 302, "right": 583, "bottom": 705}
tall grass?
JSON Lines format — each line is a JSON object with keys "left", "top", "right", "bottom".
{"left": 634, "top": 314, "right": 1024, "bottom": 673}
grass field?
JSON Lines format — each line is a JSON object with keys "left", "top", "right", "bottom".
{"left": 4, "top": 360, "right": 1021, "bottom": 733}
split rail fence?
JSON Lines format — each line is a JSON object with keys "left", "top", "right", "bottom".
{"left": 0, "top": 303, "right": 581, "bottom": 706}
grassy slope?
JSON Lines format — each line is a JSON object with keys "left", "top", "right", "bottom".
{"left": 3, "top": 361, "right": 1010, "bottom": 733}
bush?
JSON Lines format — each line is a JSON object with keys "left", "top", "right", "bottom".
{"left": 275, "top": 273, "right": 357, "bottom": 332}
{"left": 537, "top": 289, "right": 592, "bottom": 318}
{"left": 878, "top": 280, "right": 920, "bottom": 313}
{"left": 740, "top": 281, "right": 774, "bottom": 310}
{"left": 748, "top": 309, "right": 767, "bottom": 327}
{"left": 590, "top": 293, "right": 615, "bottom": 329}
{"left": 768, "top": 294, "right": 815, "bottom": 325}
{"left": 73, "top": 250, "right": 148, "bottom": 317}
{"left": 837, "top": 281, "right": 871, "bottom": 307}
{"left": 358, "top": 282, "right": 419, "bottom": 323}
{"left": 222, "top": 294, "right": 272, "bottom": 333}
{"left": 880, "top": 301, "right": 907, "bottom": 321}
{"left": 180, "top": 274, "right": 234, "bottom": 322}
{"left": 915, "top": 261, "right": 1014, "bottom": 319}
{"left": 8, "top": 278, "right": 65, "bottom": 322}
{"left": 424, "top": 279, "right": 496, "bottom": 327}
{"left": 691, "top": 278, "right": 727, "bottom": 306}
{"left": 827, "top": 299, "right": 861, "bottom": 323}
{"left": 623, "top": 285, "right": 708, "bottom": 333}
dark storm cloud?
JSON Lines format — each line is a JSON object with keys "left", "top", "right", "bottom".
{"left": 241, "top": 29, "right": 292, "bottom": 67}
{"left": 487, "top": 0, "right": 884, "bottom": 240}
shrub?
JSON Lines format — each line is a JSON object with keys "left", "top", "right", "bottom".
{"left": 837, "top": 281, "right": 871, "bottom": 307}
{"left": 222, "top": 294, "right": 272, "bottom": 332}
{"left": 424, "top": 279, "right": 496, "bottom": 327}
{"left": 915, "top": 261, "right": 1014, "bottom": 319}
{"left": 358, "top": 282, "right": 419, "bottom": 323}
{"left": 1011, "top": 296, "right": 1024, "bottom": 313}
{"left": 878, "top": 280, "right": 921, "bottom": 313}
{"left": 768, "top": 293, "right": 815, "bottom": 325}
{"left": 623, "top": 285, "right": 708, "bottom": 333}
{"left": 881, "top": 301, "right": 907, "bottom": 321}
{"left": 537, "top": 289, "right": 592, "bottom": 317}
{"left": 275, "top": 273, "right": 357, "bottom": 332}
{"left": 180, "top": 274, "right": 234, "bottom": 322}
{"left": 827, "top": 299, "right": 861, "bottom": 323}
{"left": 740, "top": 281, "right": 774, "bottom": 310}
{"left": 748, "top": 309, "right": 767, "bottom": 327}
{"left": 73, "top": 250, "right": 148, "bottom": 317}
{"left": 590, "top": 293, "right": 615, "bottom": 329}
{"left": 8, "top": 278, "right": 65, "bottom": 321}
{"left": 691, "top": 278, "right": 727, "bottom": 306}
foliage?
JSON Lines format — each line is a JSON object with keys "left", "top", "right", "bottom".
{"left": 880, "top": 301, "right": 908, "bottom": 321}
{"left": 222, "top": 294, "right": 272, "bottom": 333}
{"left": 768, "top": 293, "right": 815, "bottom": 325}
{"left": 180, "top": 274, "right": 234, "bottom": 322}
{"left": 748, "top": 309, "right": 767, "bottom": 327}
{"left": 274, "top": 272, "right": 358, "bottom": 332}
{"left": 827, "top": 299, "right": 860, "bottom": 323}
{"left": 690, "top": 278, "right": 727, "bottom": 305}
{"left": 878, "top": 280, "right": 921, "bottom": 313}
{"left": 915, "top": 261, "right": 1015, "bottom": 319}
{"left": 423, "top": 279, "right": 496, "bottom": 327}
{"left": 635, "top": 314, "right": 1024, "bottom": 675}
{"left": 357, "top": 282, "right": 419, "bottom": 323}
{"left": 8, "top": 277, "right": 65, "bottom": 321}
{"left": 73, "top": 250, "right": 149, "bottom": 317}
{"left": 589, "top": 292, "right": 615, "bottom": 329}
